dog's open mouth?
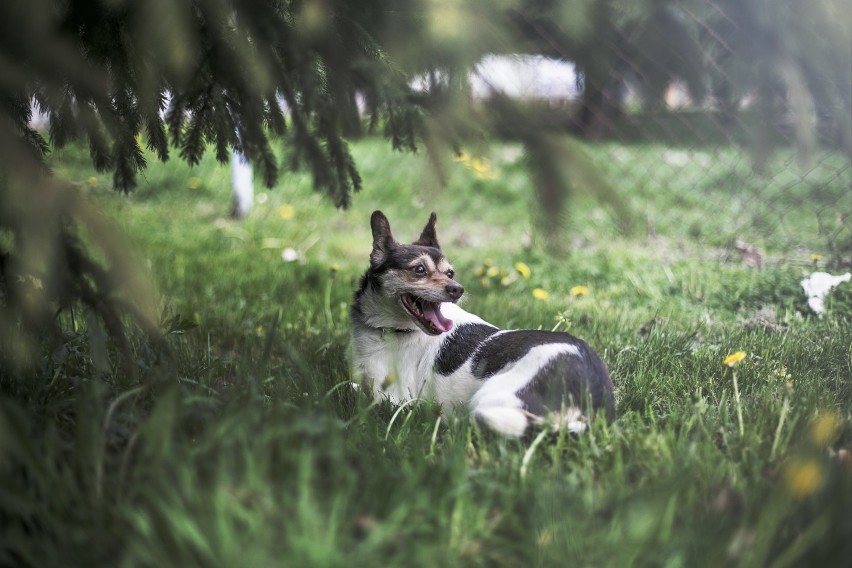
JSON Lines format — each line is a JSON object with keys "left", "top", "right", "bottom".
{"left": 400, "top": 293, "right": 453, "bottom": 335}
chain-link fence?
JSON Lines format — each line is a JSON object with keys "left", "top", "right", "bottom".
{"left": 481, "top": 1, "right": 851, "bottom": 264}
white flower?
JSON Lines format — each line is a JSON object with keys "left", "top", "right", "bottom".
{"left": 282, "top": 248, "right": 300, "bottom": 262}
{"left": 801, "top": 271, "right": 851, "bottom": 314}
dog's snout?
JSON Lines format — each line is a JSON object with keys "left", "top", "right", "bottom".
{"left": 445, "top": 283, "right": 464, "bottom": 300}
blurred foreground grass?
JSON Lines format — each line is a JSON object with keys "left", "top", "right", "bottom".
{"left": 1, "top": 138, "right": 850, "bottom": 566}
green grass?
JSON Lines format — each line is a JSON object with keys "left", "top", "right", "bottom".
{"left": 1, "top": 137, "right": 851, "bottom": 566}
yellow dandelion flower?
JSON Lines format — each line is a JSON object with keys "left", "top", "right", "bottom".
{"left": 486, "top": 266, "right": 500, "bottom": 278}
{"left": 515, "top": 262, "right": 532, "bottom": 279}
{"left": 500, "top": 275, "right": 514, "bottom": 286}
{"left": 278, "top": 204, "right": 295, "bottom": 220}
{"left": 570, "top": 285, "right": 590, "bottom": 296}
{"left": 474, "top": 266, "right": 485, "bottom": 277}
{"left": 483, "top": 258, "right": 493, "bottom": 267}
{"left": 724, "top": 351, "right": 747, "bottom": 367}
{"left": 255, "top": 325, "right": 265, "bottom": 337}
{"left": 532, "top": 288, "right": 550, "bottom": 301}
{"left": 329, "top": 262, "right": 340, "bottom": 273}
{"left": 453, "top": 150, "right": 470, "bottom": 163}
{"left": 467, "top": 157, "right": 498, "bottom": 180}
{"left": 480, "top": 277, "right": 490, "bottom": 288}
{"left": 187, "top": 177, "right": 202, "bottom": 189}
{"left": 809, "top": 412, "right": 841, "bottom": 447}
{"left": 783, "top": 458, "right": 823, "bottom": 498}
{"left": 811, "top": 253, "right": 822, "bottom": 262}
{"left": 87, "top": 176, "right": 98, "bottom": 187}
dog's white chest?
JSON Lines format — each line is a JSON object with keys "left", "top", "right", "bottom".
{"left": 351, "top": 326, "right": 482, "bottom": 407}
{"left": 352, "top": 331, "right": 441, "bottom": 404}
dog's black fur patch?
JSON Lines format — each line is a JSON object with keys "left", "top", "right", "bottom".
{"left": 518, "top": 351, "right": 616, "bottom": 421}
{"left": 470, "top": 330, "right": 587, "bottom": 379}
{"left": 434, "top": 323, "right": 498, "bottom": 375}
{"left": 385, "top": 245, "right": 445, "bottom": 269}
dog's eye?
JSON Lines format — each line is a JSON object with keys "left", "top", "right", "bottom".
{"left": 413, "top": 264, "right": 426, "bottom": 275}
{"left": 446, "top": 269, "right": 455, "bottom": 279}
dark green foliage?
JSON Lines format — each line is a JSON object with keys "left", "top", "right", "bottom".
{"left": 1, "top": 0, "right": 417, "bottom": 199}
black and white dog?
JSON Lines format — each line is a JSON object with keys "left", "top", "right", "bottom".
{"left": 350, "top": 211, "right": 615, "bottom": 437}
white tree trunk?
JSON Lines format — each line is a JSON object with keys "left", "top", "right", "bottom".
{"left": 231, "top": 149, "right": 254, "bottom": 218}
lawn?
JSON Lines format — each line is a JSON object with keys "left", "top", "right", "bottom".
{"left": 1, "top": 136, "right": 850, "bottom": 566}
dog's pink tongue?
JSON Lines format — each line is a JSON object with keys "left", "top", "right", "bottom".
{"left": 422, "top": 302, "right": 453, "bottom": 333}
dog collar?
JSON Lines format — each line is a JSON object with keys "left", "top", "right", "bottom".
{"left": 379, "top": 327, "right": 417, "bottom": 337}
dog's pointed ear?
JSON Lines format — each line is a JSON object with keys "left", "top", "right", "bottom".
{"left": 370, "top": 210, "right": 396, "bottom": 267}
{"left": 413, "top": 212, "right": 440, "bottom": 249}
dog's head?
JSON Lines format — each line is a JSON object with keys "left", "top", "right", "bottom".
{"left": 358, "top": 210, "right": 464, "bottom": 335}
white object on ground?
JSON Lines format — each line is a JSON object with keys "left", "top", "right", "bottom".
{"left": 801, "top": 271, "right": 851, "bottom": 314}
{"left": 281, "top": 248, "right": 299, "bottom": 262}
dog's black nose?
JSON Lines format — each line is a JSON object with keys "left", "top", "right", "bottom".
{"left": 445, "top": 283, "right": 464, "bottom": 300}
